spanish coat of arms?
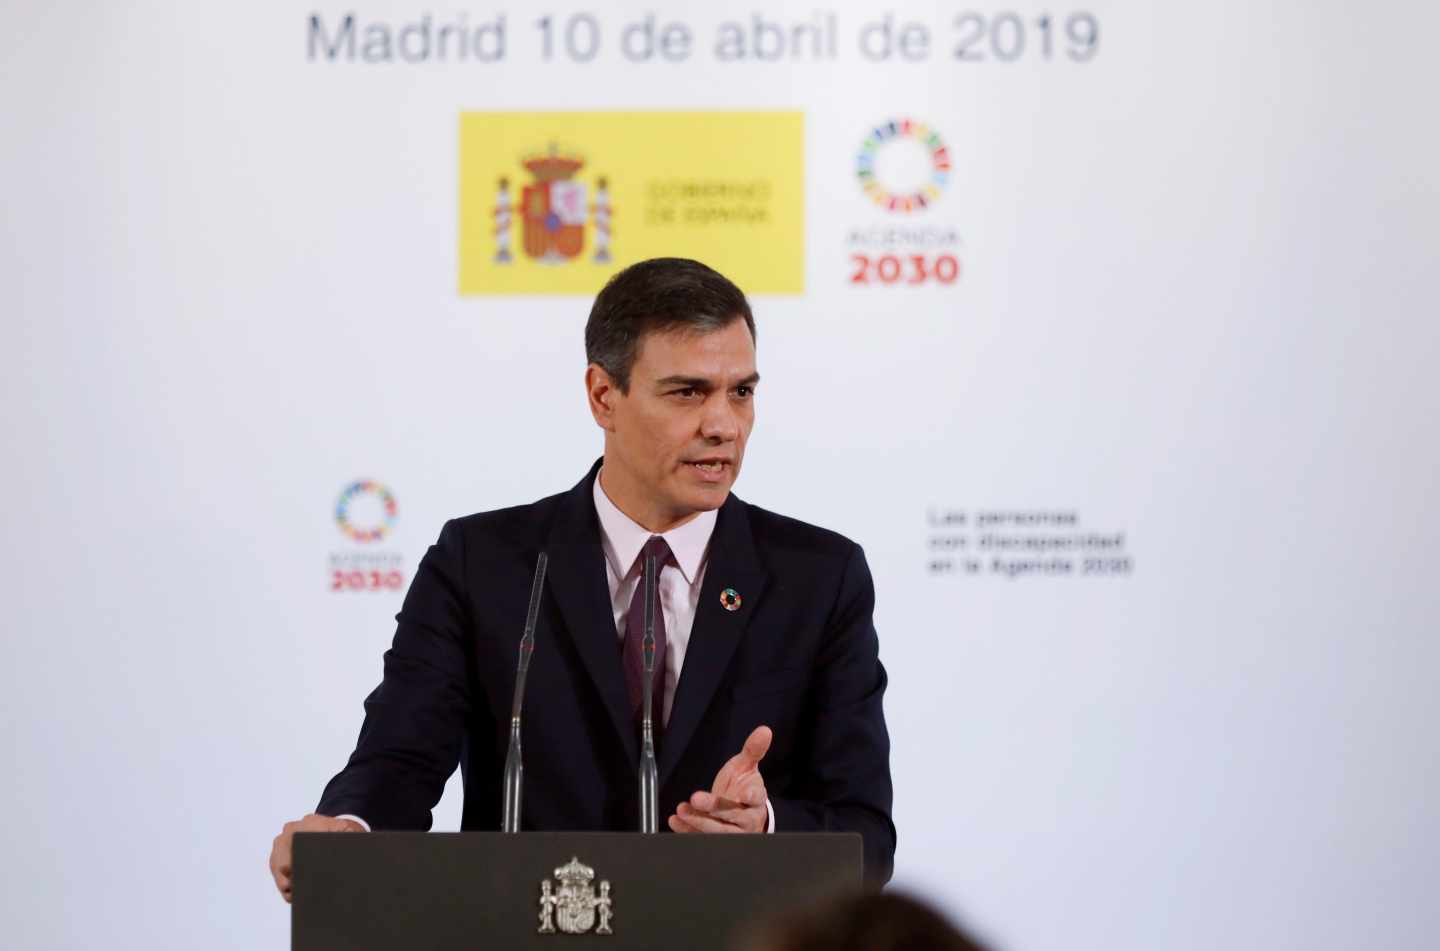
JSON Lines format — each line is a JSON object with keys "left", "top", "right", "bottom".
{"left": 492, "top": 145, "right": 612, "bottom": 266}
{"left": 538, "top": 856, "right": 613, "bottom": 935}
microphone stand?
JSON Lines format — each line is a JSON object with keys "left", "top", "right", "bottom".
{"left": 638, "top": 553, "right": 659, "bottom": 834}
{"left": 501, "top": 551, "right": 549, "bottom": 833}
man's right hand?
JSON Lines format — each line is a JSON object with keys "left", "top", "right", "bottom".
{"left": 269, "top": 814, "right": 366, "bottom": 903}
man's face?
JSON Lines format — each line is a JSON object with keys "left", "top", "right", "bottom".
{"left": 591, "top": 318, "right": 758, "bottom": 529}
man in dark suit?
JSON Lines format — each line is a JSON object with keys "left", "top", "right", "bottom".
{"left": 269, "top": 258, "right": 895, "bottom": 898}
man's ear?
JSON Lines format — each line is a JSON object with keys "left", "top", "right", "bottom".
{"left": 585, "top": 364, "right": 619, "bottom": 432}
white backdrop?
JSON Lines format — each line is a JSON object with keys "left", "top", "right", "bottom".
{"left": 4, "top": 2, "right": 1438, "bottom": 949}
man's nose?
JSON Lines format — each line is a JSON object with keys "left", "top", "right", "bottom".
{"left": 699, "top": 396, "right": 740, "bottom": 442}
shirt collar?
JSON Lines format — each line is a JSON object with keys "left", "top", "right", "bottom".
{"left": 592, "top": 469, "right": 716, "bottom": 585}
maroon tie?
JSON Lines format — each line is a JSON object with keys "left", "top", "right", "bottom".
{"left": 623, "top": 536, "right": 671, "bottom": 736}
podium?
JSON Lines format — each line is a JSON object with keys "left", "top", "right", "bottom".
{"left": 293, "top": 831, "right": 862, "bottom": 950}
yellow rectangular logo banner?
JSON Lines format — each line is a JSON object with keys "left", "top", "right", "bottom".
{"left": 459, "top": 111, "right": 804, "bottom": 296}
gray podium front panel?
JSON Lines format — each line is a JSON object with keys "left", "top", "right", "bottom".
{"left": 293, "top": 831, "right": 862, "bottom": 951}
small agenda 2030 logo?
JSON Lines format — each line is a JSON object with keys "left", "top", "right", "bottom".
{"left": 331, "top": 479, "right": 406, "bottom": 593}
{"left": 848, "top": 116, "right": 962, "bottom": 289}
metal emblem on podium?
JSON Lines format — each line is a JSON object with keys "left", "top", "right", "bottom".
{"left": 538, "top": 856, "right": 613, "bottom": 935}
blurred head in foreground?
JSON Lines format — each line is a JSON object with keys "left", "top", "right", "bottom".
{"left": 741, "top": 891, "right": 989, "bottom": 951}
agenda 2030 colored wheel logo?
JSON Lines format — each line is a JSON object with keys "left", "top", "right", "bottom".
{"left": 855, "top": 118, "right": 951, "bottom": 213}
{"left": 848, "top": 117, "right": 962, "bottom": 288}
{"left": 335, "top": 480, "right": 398, "bottom": 543}
{"left": 330, "top": 479, "right": 406, "bottom": 593}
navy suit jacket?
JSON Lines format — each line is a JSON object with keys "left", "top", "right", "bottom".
{"left": 318, "top": 463, "right": 895, "bottom": 881}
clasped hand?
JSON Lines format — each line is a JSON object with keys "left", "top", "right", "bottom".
{"left": 269, "top": 814, "right": 366, "bottom": 903}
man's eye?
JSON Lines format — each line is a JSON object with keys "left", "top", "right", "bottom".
{"left": 673, "top": 388, "right": 697, "bottom": 399}
{"left": 734, "top": 386, "right": 753, "bottom": 398}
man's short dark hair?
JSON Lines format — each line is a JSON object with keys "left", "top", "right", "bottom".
{"left": 585, "top": 257, "right": 755, "bottom": 392}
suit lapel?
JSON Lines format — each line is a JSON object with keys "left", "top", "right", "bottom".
{"left": 660, "top": 493, "right": 769, "bottom": 787}
{"left": 544, "top": 462, "right": 638, "bottom": 766}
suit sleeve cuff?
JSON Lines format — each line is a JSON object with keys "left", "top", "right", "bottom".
{"left": 335, "top": 814, "right": 371, "bottom": 832}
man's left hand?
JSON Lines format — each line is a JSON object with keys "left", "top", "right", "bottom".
{"left": 669, "top": 725, "right": 772, "bottom": 834}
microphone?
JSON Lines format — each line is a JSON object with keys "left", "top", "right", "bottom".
{"left": 638, "top": 553, "right": 659, "bottom": 834}
{"left": 501, "top": 551, "right": 549, "bottom": 833}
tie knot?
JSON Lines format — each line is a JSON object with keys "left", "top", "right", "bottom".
{"left": 639, "top": 535, "right": 672, "bottom": 571}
